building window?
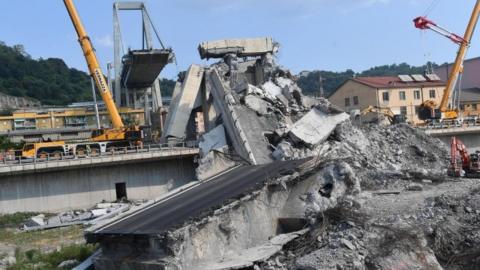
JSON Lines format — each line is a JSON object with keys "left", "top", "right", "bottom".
{"left": 414, "top": 90, "right": 420, "bottom": 100}
{"left": 345, "top": 98, "right": 350, "bottom": 107}
{"left": 429, "top": 89, "right": 436, "bottom": 99}
{"left": 473, "top": 104, "right": 478, "bottom": 110}
{"left": 415, "top": 106, "right": 420, "bottom": 115}
{"left": 382, "top": 92, "right": 389, "bottom": 102}
{"left": 353, "top": 96, "right": 359, "bottom": 105}
{"left": 399, "top": 91, "right": 406, "bottom": 100}
{"left": 400, "top": 106, "right": 407, "bottom": 115}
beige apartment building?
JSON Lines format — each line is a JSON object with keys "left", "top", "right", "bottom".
{"left": 329, "top": 76, "right": 446, "bottom": 124}
{"left": 0, "top": 107, "right": 145, "bottom": 133}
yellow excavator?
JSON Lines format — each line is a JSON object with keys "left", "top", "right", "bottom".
{"left": 360, "top": 106, "right": 406, "bottom": 125}
{"left": 21, "top": 0, "right": 142, "bottom": 159}
{"left": 414, "top": 0, "right": 480, "bottom": 122}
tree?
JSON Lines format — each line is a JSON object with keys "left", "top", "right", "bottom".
{"left": 297, "top": 62, "right": 439, "bottom": 97}
{"left": 0, "top": 42, "right": 90, "bottom": 105}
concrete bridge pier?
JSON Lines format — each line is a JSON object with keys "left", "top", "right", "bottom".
{"left": 0, "top": 148, "right": 198, "bottom": 213}
{"left": 425, "top": 126, "right": 480, "bottom": 153}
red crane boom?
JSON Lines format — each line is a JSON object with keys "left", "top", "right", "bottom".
{"left": 413, "top": 16, "right": 466, "bottom": 45}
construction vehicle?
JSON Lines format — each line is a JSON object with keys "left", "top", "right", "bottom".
{"left": 448, "top": 136, "right": 480, "bottom": 177}
{"left": 359, "top": 105, "right": 406, "bottom": 124}
{"left": 413, "top": 0, "right": 480, "bottom": 122}
{"left": 20, "top": 0, "right": 143, "bottom": 159}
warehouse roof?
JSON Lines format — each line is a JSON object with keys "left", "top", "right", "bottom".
{"left": 352, "top": 76, "right": 445, "bottom": 89}
{"left": 459, "top": 88, "right": 480, "bottom": 103}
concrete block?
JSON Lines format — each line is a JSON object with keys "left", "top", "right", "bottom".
{"left": 289, "top": 108, "right": 349, "bottom": 147}
{"left": 261, "top": 81, "right": 282, "bottom": 97}
{"left": 198, "top": 37, "right": 278, "bottom": 59}
{"left": 163, "top": 64, "right": 204, "bottom": 139}
{"left": 199, "top": 124, "right": 228, "bottom": 157}
{"left": 207, "top": 68, "right": 257, "bottom": 164}
{"left": 244, "top": 95, "right": 269, "bottom": 115}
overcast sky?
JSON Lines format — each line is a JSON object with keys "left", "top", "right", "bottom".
{"left": 0, "top": 0, "right": 478, "bottom": 79}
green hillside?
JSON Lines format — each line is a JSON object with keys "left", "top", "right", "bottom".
{"left": 0, "top": 42, "right": 92, "bottom": 105}
{"left": 0, "top": 42, "right": 177, "bottom": 106}
{"left": 297, "top": 62, "right": 441, "bottom": 97}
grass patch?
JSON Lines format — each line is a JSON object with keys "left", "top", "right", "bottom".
{"left": 0, "top": 213, "right": 41, "bottom": 229}
{"left": 0, "top": 225, "right": 84, "bottom": 251}
{"left": 7, "top": 244, "right": 97, "bottom": 270}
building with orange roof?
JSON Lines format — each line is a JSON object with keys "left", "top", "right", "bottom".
{"left": 329, "top": 75, "right": 446, "bottom": 124}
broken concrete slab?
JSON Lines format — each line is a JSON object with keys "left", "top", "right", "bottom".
{"left": 272, "top": 141, "right": 294, "bottom": 161}
{"left": 196, "top": 149, "right": 237, "bottom": 181}
{"left": 163, "top": 64, "right": 204, "bottom": 139}
{"left": 24, "top": 214, "right": 46, "bottom": 227}
{"left": 302, "top": 96, "right": 320, "bottom": 109}
{"left": 244, "top": 95, "right": 269, "bottom": 115}
{"left": 289, "top": 108, "right": 349, "bottom": 147}
{"left": 261, "top": 81, "right": 282, "bottom": 97}
{"left": 246, "top": 84, "right": 277, "bottom": 103}
{"left": 198, "top": 124, "right": 228, "bottom": 157}
{"left": 207, "top": 68, "right": 258, "bottom": 164}
{"left": 192, "top": 229, "right": 308, "bottom": 270}
{"left": 198, "top": 37, "right": 279, "bottom": 59}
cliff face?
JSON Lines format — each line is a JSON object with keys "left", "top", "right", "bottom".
{"left": 0, "top": 92, "right": 40, "bottom": 110}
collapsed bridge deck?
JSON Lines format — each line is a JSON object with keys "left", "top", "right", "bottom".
{"left": 86, "top": 159, "right": 308, "bottom": 242}
{"left": 121, "top": 49, "right": 173, "bottom": 89}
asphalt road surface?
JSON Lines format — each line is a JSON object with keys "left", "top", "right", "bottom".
{"left": 89, "top": 159, "right": 307, "bottom": 240}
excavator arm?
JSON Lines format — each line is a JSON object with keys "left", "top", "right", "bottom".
{"left": 63, "top": 0, "right": 124, "bottom": 129}
{"left": 360, "top": 105, "right": 404, "bottom": 124}
{"left": 449, "top": 136, "right": 470, "bottom": 177}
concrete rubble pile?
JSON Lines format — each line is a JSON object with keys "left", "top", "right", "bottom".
{"left": 161, "top": 37, "right": 349, "bottom": 180}
{"left": 21, "top": 202, "right": 131, "bottom": 231}
{"left": 146, "top": 117, "right": 459, "bottom": 269}
{"left": 90, "top": 37, "right": 480, "bottom": 270}
{"left": 136, "top": 37, "right": 480, "bottom": 270}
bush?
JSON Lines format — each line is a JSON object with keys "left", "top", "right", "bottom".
{"left": 8, "top": 244, "right": 97, "bottom": 270}
{"left": 0, "top": 212, "right": 40, "bottom": 228}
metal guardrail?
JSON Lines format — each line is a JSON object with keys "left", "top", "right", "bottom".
{"left": 418, "top": 117, "right": 480, "bottom": 130}
{"left": 0, "top": 141, "right": 198, "bottom": 167}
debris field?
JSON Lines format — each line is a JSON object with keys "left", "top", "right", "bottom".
{"left": 87, "top": 37, "right": 480, "bottom": 270}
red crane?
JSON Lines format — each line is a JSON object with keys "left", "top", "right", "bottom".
{"left": 413, "top": 16, "right": 466, "bottom": 45}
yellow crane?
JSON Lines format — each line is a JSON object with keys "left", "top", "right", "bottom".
{"left": 21, "top": 0, "right": 143, "bottom": 159}
{"left": 64, "top": 0, "right": 123, "bottom": 129}
{"left": 414, "top": 0, "right": 480, "bottom": 121}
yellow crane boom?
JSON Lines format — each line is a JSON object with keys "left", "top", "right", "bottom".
{"left": 414, "top": 0, "right": 480, "bottom": 120}
{"left": 63, "top": 0, "right": 124, "bottom": 129}
{"left": 440, "top": 0, "right": 480, "bottom": 113}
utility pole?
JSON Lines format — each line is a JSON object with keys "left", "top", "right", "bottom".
{"left": 318, "top": 72, "right": 325, "bottom": 98}
{"left": 90, "top": 77, "right": 101, "bottom": 129}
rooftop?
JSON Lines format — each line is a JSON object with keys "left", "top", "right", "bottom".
{"left": 352, "top": 76, "right": 445, "bottom": 89}
{"left": 459, "top": 88, "right": 480, "bottom": 103}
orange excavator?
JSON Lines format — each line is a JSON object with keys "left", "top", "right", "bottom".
{"left": 448, "top": 137, "right": 480, "bottom": 177}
